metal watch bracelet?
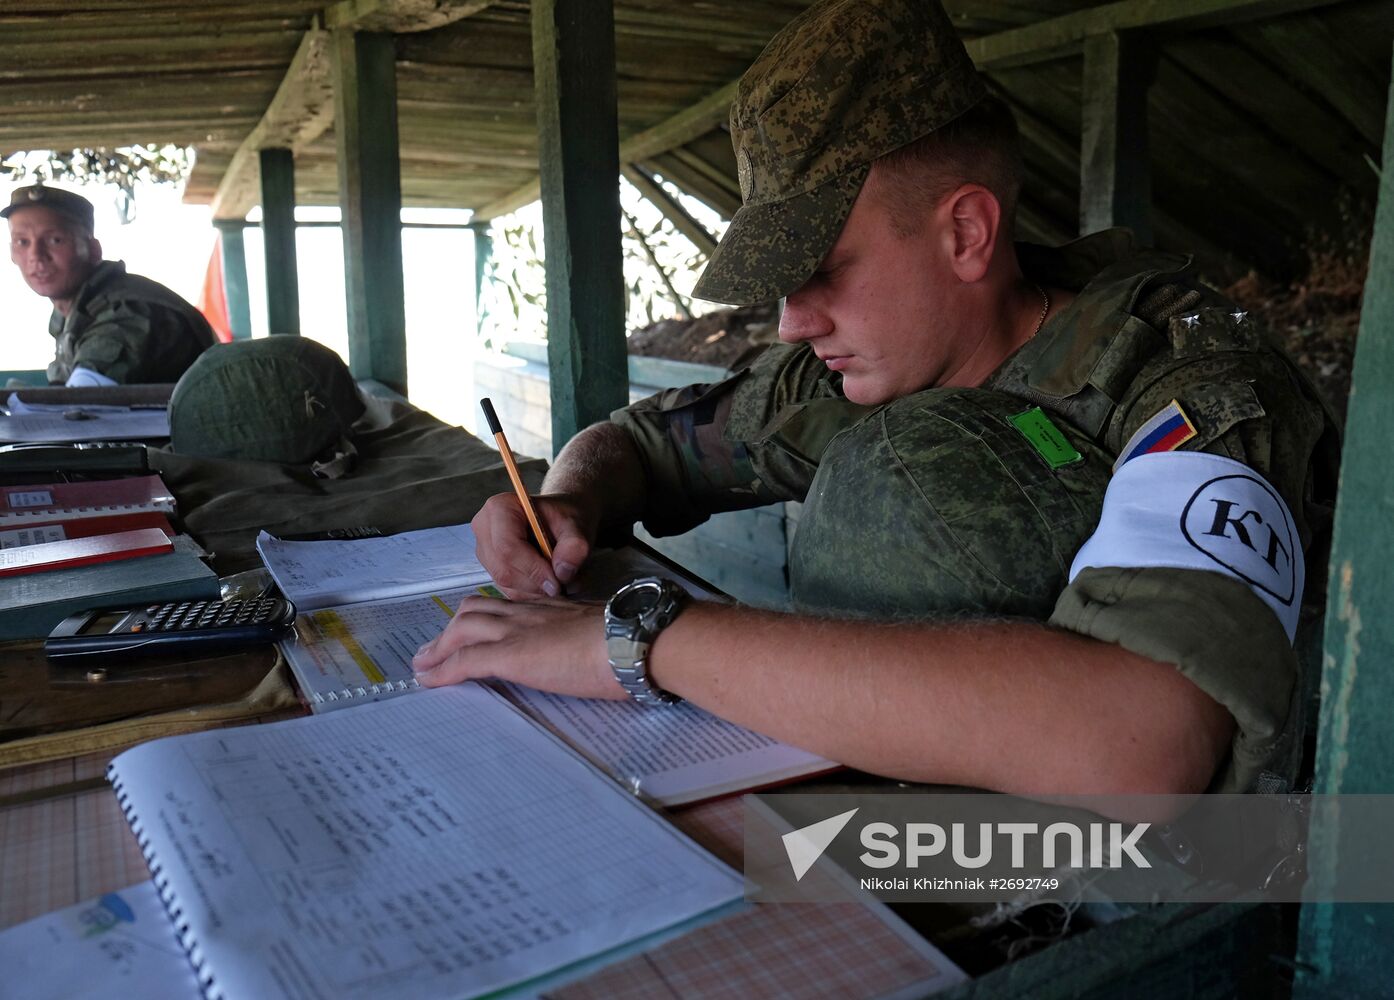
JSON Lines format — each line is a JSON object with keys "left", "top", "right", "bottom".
{"left": 604, "top": 576, "right": 686, "bottom": 705}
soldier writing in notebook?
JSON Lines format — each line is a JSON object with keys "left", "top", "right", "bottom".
{"left": 415, "top": 0, "right": 1338, "bottom": 809}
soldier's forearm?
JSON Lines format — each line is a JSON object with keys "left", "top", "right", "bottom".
{"left": 645, "top": 603, "right": 1235, "bottom": 812}
{"left": 542, "top": 421, "right": 650, "bottom": 542}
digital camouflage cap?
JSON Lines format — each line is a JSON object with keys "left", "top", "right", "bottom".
{"left": 692, "top": 0, "right": 985, "bottom": 306}
{"left": 168, "top": 336, "right": 365, "bottom": 471}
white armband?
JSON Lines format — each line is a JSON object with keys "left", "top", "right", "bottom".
{"left": 1070, "top": 452, "right": 1303, "bottom": 642}
{"left": 65, "top": 365, "right": 119, "bottom": 388}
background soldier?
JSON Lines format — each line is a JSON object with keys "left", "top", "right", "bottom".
{"left": 5, "top": 184, "right": 215, "bottom": 385}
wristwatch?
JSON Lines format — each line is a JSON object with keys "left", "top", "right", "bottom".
{"left": 604, "top": 576, "right": 687, "bottom": 705}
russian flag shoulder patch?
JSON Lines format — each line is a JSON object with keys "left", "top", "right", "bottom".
{"left": 1113, "top": 399, "right": 1198, "bottom": 472}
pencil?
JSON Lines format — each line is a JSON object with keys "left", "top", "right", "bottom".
{"left": 479, "top": 397, "right": 554, "bottom": 561}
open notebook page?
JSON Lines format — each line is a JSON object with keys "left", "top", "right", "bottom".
{"left": 107, "top": 685, "right": 743, "bottom": 1000}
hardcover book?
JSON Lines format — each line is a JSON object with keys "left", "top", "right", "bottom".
{"left": 0, "top": 475, "right": 176, "bottom": 523}
{"left": 0, "top": 527, "right": 173, "bottom": 577}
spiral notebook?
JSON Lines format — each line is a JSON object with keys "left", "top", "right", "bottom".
{"left": 264, "top": 526, "right": 714, "bottom": 714}
{"left": 260, "top": 525, "right": 834, "bottom": 806}
{"left": 106, "top": 684, "right": 744, "bottom": 1000}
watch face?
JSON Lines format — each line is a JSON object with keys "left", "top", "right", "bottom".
{"left": 611, "top": 581, "right": 661, "bottom": 620}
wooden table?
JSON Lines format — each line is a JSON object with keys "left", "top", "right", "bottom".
{"left": 0, "top": 731, "right": 960, "bottom": 999}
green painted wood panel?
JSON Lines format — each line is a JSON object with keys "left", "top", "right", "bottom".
{"left": 213, "top": 221, "right": 253, "bottom": 340}
{"left": 1296, "top": 45, "right": 1394, "bottom": 998}
{"left": 1080, "top": 31, "right": 1153, "bottom": 243}
{"left": 471, "top": 221, "right": 492, "bottom": 341}
{"left": 258, "top": 147, "right": 300, "bottom": 335}
{"left": 531, "top": 0, "right": 628, "bottom": 451}
{"left": 333, "top": 28, "right": 408, "bottom": 395}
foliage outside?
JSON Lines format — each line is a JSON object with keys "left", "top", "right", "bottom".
{"left": 479, "top": 174, "right": 728, "bottom": 350}
{"left": 1, "top": 145, "right": 194, "bottom": 224}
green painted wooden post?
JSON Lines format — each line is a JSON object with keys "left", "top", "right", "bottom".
{"left": 213, "top": 220, "right": 253, "bottom": 340}
{"left": 471, "top": 221, "right": 492, "bottom": 341}
{"left": 1080, "top": 31, "right": 1154, "bottom": 245}
{"left": 332, "top": 28, "right": 408, "bottom": 395}
{"left": 1295, "top": 47, "right": 1394, "bottom": 998}
{"left": 258, "top": 147, "right": 300, "bottom": 335}
{"left": 531, "top": 0, "right": 628, "bottom": 451}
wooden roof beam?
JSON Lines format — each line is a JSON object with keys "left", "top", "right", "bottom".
{"left": 209, "top": 29, "right": 334, "bottom": 220}
{"left": 207, "top": 0, "right": 497, "bottom": 219}
{"left": 621, "top": 164, "right": 717, "bottom": 257}
{"left": 476, "top": 79, "right": 739, "bottom": 221}
{"left": 965, "top": 0, "right": 1349, "bottom": 69}
{"left": 477, "top": 0, "right": 1348, "bottom": 221}
{"left": 324, "top": 0, "right": 497, "bottom": 33}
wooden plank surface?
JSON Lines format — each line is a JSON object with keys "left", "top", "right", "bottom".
{"left": 531, "top": 0, "right": 629, "bottom": 447}
{"left": 965, "top": 0, "right": 1348, "bottom": 69}
{"left": 1296, "top": 43, "right": 1394, "bottom": 997}
{"left": 0, "top": 0, "right": 1381, "bottom": 290}
{"left": 334, "top": 29, "right": 409, "bottom": 394}
{"left": 210, "top": 29, "right": 335, "bottom": 221}
{"left": 259, "top": 147, "right": 302, "bottom": 335}
{"left": 475, "top": 77, "right": 740, "bottom": 221}
{"left": 1079, "top": 30, "right": 1155, "bottom": 241}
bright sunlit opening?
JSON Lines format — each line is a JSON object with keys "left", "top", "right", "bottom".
{"left": 1, "top": 176, "right": 480, "bottom": 431}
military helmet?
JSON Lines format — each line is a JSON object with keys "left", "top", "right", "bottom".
{"left": 789, "top": 388, "right": 1112, "bottom": 620}
{"left": 168, "top": 336, "right": 365, "bottom": 469}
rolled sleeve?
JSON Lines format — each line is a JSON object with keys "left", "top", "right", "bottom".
{"left": 614, "top": 375, "right": 776, "bottom": 535}
{"left": 612, "top": 343, "right": 864, "bottom": 536}
{"left": 1050, "top": 565, "right": 1298, "bottom": 792}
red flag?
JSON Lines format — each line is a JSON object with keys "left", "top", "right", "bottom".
{"left": 198, "top": 236, "right": 233, "bottom": 343}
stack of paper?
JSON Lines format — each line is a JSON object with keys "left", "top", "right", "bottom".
{"left": 255, "top": 523, "right": 491, "bottom": 610}
{"left": 0, "top": 395, "right": 170, "bottom": 442}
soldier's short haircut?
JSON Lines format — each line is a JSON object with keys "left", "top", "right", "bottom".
{"left": 872, "top": 94, "right": 1024, "bottom": 239}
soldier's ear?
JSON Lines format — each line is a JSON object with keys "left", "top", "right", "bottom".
{"left": 83, "top": 236, "right": 103, "bottom": 264}
{"left": 944, "top": 184, "right": 1000, "bottom": 283}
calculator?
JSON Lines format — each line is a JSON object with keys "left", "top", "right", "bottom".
{"left": 45, "top": 597, "right": 297, "bottom": 660}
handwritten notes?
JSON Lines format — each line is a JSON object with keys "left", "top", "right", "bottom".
{"left": 107, "top": 685, "right": 742, "bottom": 1000}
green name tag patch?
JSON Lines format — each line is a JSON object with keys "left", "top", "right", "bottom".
{"left": 1009, "top": 407, "right": 1083, "bottom": 469}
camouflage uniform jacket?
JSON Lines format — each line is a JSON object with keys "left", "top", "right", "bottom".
{"left": 48, "top": 260, "right": 216, "bottom": 384}
{"left": 613, "top": 230, "right": 1342, "bottom": 792}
